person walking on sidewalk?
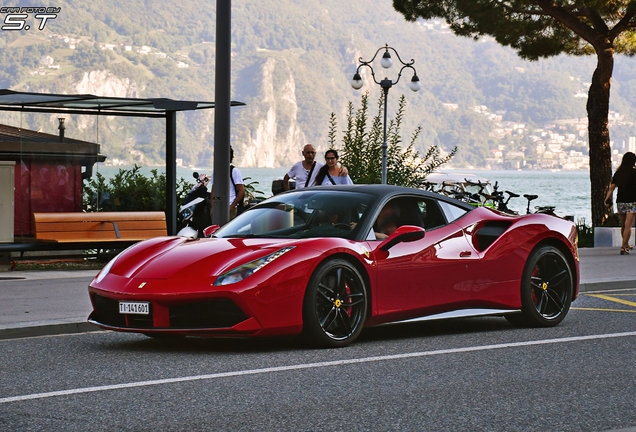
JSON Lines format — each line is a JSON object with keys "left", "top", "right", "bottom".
{"left": 605, "top": 151, "right": 636, "bottom": 255}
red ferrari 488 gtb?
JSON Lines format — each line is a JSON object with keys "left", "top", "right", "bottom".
{"left": 88, "top": 185, "right": 579, "bottom": 347}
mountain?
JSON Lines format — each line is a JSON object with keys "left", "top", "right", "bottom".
{"left": 1, "top": 0, "right": 635, "bottom": 168}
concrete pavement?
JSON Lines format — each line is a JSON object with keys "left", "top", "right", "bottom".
{"left": 0, "top": 247, "right": 634, "bottom": 340}
{"left": 0, "top": 269, "right": 99, "bottom": 340}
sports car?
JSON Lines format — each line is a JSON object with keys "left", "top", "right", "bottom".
{"left": 88, "top": 185, "right": 579, "bottom": 347}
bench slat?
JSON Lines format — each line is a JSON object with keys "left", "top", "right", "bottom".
{"left": 34, "top": 212, "right": 166, "bottom": 223}
{"left": 36, "top": 230, "right": 169, "bottom": 243}
{"left": 35, "top": 220, "right": 167, "bottom": 233}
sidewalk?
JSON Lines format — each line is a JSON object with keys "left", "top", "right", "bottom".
{"left": 0, "top": 269, "right": 99, "bottom": 340}
{"left": 0, "top": 247, "right": 634, "bottom": 340}
{"left": 578, "top": 247, "right": 636, "bottom": 292}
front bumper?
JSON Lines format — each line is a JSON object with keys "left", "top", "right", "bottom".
{"left": 88, "top": 293, "right": 263, "bottom": 335}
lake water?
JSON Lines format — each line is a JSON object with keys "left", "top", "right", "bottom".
{"left": 461, "top": 169, "right": 591, "bottom": 222}
{"left": 94, "top": 165, "right": 592, "bottom": 223}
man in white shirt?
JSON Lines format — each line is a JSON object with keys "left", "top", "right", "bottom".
{"left": 283, "top": 144, "right": 321, "bottom": 190}
{"left": 210, "top": 147, "right": 245, "bottom": 220}
{"left": 283, "top": 144, "right": 348, "bottom": 190}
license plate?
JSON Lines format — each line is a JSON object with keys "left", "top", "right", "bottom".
{"left": 119, "top": 301, "right": 150, "bottom": 315}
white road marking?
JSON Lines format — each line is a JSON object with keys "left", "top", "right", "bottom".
{"left": 2, "top": 331, "right": 636, "bottom": 404}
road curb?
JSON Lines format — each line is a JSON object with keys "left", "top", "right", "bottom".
{"left": 579, "top": 280, "right": 636, "bottom": 293}
{"left": 0, "top": 269, "right": 99, "bottom": 280}
{"left": 0, "top": 320, "right": 101, "bottom": 341}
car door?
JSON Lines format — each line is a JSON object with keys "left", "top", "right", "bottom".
{"left": 370, "top": 196, "right": 479, "bottom": 321}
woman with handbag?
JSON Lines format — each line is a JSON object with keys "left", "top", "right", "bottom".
{"left": 605, "top": 151, "right": 636, "bottom": 254}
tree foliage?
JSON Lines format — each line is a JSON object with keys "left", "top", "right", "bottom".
{"left": 330, "top": 91, "right": 456, "bottom": 187}
{"left": 392, "top": 0, "right": 636, "bottom": 226}
{"left": 394, "top": 1, "right": 636, "bottom": 60}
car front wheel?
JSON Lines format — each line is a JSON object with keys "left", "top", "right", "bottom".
{"left": 302, "top": 259, "right": 367, "bottom": 348}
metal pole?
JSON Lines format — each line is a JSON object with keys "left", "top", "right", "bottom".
{"left": 166, "top": 111, "right": 177, "bottom": 235}
{"left": 381, "top": 86, "right": 389, "bottom": 185}
{"left": 212, "top": 0, "right": 232, "bottom": 226}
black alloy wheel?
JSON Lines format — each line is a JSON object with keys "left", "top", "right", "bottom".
{"left": 506, "top": 245, "right": 573, "bottom": 327}
{"left": 303, "top": 259, "right": 367, "bottom": 347}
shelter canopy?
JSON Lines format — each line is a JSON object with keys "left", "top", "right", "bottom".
{"left": 0, "top": 89, "right": 245, "bottom": 117}
{"left": 0, "top": 89, "right": 246, "bottom": 236}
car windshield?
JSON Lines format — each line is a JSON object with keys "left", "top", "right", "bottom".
{"left": 214, "top": 190, "right": 375, "bottom": 240}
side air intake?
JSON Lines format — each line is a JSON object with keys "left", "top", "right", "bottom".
{"left": 473, "top": 221, "right": 512, "bottom": 251}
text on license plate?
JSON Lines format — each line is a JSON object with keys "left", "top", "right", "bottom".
{"left": 119, "top": 301, "right": 150, "bottom": 315}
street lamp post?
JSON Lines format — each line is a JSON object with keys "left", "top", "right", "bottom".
{"left": 350, "top": 43, "right": 421, "bottom": 184}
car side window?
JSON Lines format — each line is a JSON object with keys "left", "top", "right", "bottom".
{"left": 438, "top": 201, "right": 469, "bottom": 223}
{"left": 371, "top": 197, "right": 453, "bottom": 239}
{"left": 372, "top": 197, "right": 429, "bottom": 240}
{"left": 372, "top": 198, "right": 403, "bottom": 240}
{"left": 416, "top": 199, "right": 447, "bottom": 230}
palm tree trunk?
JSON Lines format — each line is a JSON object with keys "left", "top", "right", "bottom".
{"left": 587, "top": 46, "right": 614, "bottom": 227}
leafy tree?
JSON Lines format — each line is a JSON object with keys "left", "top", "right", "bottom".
{"left": 393, "top": 0, "right": 636, "bottom": 226}
{"left": 330, "top": 91, "right": 456, "bottom": 187}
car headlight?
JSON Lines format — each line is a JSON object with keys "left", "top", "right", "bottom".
{"left": 213, "top": 246, "right": 295, "bottom": 286}
{"left": 95, "top": 254, "right": 120, "bottom": 283}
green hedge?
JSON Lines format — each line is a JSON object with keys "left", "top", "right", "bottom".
{"left": 83, "top": 165, "right": 192, "bottom": 214}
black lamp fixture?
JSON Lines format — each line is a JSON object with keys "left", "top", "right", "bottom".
{"left": 350, "top": 44, "right": 420, "bottom": 184}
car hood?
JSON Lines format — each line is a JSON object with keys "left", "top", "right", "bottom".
{"left": 110, "top": 236, "right": 311, "bottom": 280}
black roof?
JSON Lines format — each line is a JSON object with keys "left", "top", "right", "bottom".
{"left": 0, "top": 122, "right": 94, "bottom": 145}
{"left": 0, "top": 123, "right": 104, "bottom": 162}
{"left": 282, "top": 184, "right": 476, "bottom": 211}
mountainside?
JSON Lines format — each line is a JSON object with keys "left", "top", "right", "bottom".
{"left": 1, "top": 0, "right": 636, "bottom": 168}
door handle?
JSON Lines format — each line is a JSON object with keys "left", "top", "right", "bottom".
{"left": 460, "top": 251, "right": 472, "bottom": 257}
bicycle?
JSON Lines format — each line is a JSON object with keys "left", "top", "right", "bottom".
{"left": 523, "top": 194, "right": 556, "bottom": 215}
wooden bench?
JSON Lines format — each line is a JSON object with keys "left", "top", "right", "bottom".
{"left": 33, "top": 211, "right": 167, "bottom": 243}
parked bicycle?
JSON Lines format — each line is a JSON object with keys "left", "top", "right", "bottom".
{"left": 422, "top": 172, "right": 557, "bottom": 217}
{"left": 522, "top": 194, "right": 556, "bottom": 215}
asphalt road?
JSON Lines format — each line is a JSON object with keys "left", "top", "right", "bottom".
{"left": 1, "top": 290, "right": 636, "bottom": 432}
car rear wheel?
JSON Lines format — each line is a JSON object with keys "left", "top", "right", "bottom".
{"left": 506, "top": 245, "right": 573, "bottom": 327}
{"left": 303, "top": 259, "right": 367, "bottom": 348}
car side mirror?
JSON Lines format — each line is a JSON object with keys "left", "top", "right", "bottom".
{"left": 203, "top": 225, "right": 220, "bottom": 238}
{"left": 379, "top": 225, "right": 425, "bottom": 251}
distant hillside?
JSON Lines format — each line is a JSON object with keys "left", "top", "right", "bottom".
{"left": 1, "top": 0, "right": 635, "bottom": 168}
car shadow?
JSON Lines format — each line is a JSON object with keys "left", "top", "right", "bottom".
{"left": 94, "top": 316, "right": 519, "bottom": 354}
{"left": 97, "top": 332, "right": 308, "bottom": 355}
{"left": 357, "top": 316, "right": 517, "bottom": 344}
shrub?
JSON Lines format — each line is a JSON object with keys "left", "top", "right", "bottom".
{"left": 83, "top": 165, "right": 192, "bottom": 213}
{"left": 576, "top": 217, "right": 594, "bottom": 248}
{"left": 243, "top": 177, "right": 266, "bottom": 204}
{"left": 329, "top": 91, "right": 456, "bottom": 187}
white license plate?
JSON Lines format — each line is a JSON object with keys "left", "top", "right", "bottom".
{"left": 119, "top": 301, "right": 150, "bottom": 315}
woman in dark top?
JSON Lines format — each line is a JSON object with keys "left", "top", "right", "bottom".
{"left": 605, "top": 152, "right": 636, "bottom": 254}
